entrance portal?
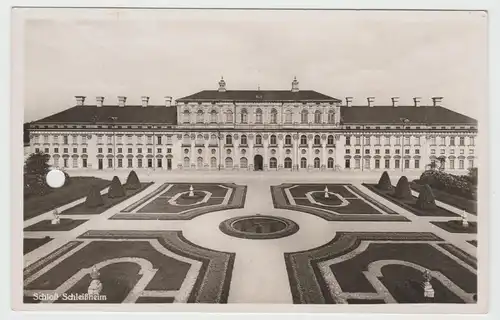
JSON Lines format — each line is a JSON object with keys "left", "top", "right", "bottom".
{"left": 98, "top": 159, "right": 103, "bottom": 170}
{"left": 254, "top": 155, "right": 263, "bottom": 171}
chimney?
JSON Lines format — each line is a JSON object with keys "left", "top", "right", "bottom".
{"left": 345, "top": 97, "right": 353, "bottom": 108}
{"left": 141, "top": 96, "right": 150, "bottom": 108}
{"left": 291, "top": 76, "right": 299, "bottom": 92}
{"left": 164, "top": 96, "right": 172, "bottom": 107}
{"left": 75, "top": 96, "right": 86, "bottom": 106}
{"left": 391, "top": 97, "right": 400, "bottom": 108}
{"left": 117, "top": 96, "right": 127, "bottom": 107}
{"left": 413, "top": 97, "right": 422, "bottom": 107}
{"left": 432, "top": 96, "right": 443, "bottom": 107}
{"left": 367, "top": 97, "right": 375, "bottom": 108}
{"left": 96, "top": 96, "right": 104, "bottom": 107}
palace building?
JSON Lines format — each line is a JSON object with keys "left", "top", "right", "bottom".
{"left": 28, "top": 77, "right": 478, "bottom": 172}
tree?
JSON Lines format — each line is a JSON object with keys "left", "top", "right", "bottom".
{"left": 415, "top": 184, "right": 437, "bottom": 210}
{"left": 24, "top": 151, "right": 50, "bottom": 176}
{"left": 467, "top": 167, "right": 478, "bottom": 186}
{"left": 125, "top": 170, "right": 141, "bottom": 190}
{"left": 393, "top": 176, "right": 412, "bottom": 200}
{"left": 108, "top": 176, "right": 125, "bottom": 198}
{"left": 85, "top": 184, "right": 104, "bottom": 208}
{"left": 376, "top": 171, "right": 393, "bottom": 191}
{"left": 437, "top": 156, "right": 446, "bottom": 172}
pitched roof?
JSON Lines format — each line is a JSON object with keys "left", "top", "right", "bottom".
{"left": 177, "top": 90, "right": 340, "bottom": 102}
{"left": 33, "top": 105, "right": 178, "bottom": 124}
{"left": 341, "top": 105, "right": 477, "bottom": 125}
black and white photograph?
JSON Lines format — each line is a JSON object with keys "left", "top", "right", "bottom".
{"left": 10, "top": 5, "right": 491, "bottom": 314}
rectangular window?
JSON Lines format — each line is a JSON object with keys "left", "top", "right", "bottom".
{"left": 404, "top": 137, "right": 410, "bottom": 145}
{"left": 117, "top": 136, "right": 123, "bottom": 144}
{"left": 355, "top": 149, "right": 360, "bottom": 154}
{"left": 72, "top": 158, "right": 78, "bottom": 168}
{"left": 395, "top": 159, "right": 400, "bottom": 169}
{"left": 375, "top": 149, "right": 380, "bottom": 154}
{"left": 63, "top": 148, "right": 68, "bottom": 153}
{"left": 138, "top": 158, "right": 143, "bottom": 168}
{"left": 365, "top": 149, "right": 370, "bottom": 154}
{"left": 63, "top": 159, "right": 68, "bottom": 168}
{"left": 355, "top": 159, "right": 361, "bottom": 169}
{"left": 355, "top": 137, "right": 360, "bottom": 145}
{"left": 73, "top": 148, "right": 77, "bottom": 153}
{"left": 97, "top": 136, "right": 103, "bottom": 144}
{"left": 167, "top": 136, "right": 173, "bottom": 145}
{"left": 82, "top": 148, "right": 87, "bottom": 153}
{"left": 430, "top": 136, "right": 436, "bottom": 145}
{"left": 459, "top": 137, "right": 465, "bottom": 146}
{"left": 127, "top": 135, "right": 133, "bottom": 144}
{"left": 148, "top": 148, "right": 153, "bottom": 153}
{"left": 345, "top": 137, "right": 351, "bottom": 146}
{"left": 108, "top": 148, "right": 112, "bottom": 153}
{"left": 44, "top": 148, "right": 49, "bottom": 153}
{"left": 345, "top": 159, "right": 351, "bottom": 169}
{"left": 375, "top": 159, "right": 380, "bottom": 169}
{"left": 147, "top": 136, "right": 153, "bottom": 144}
{"left": 157, "top": 148, "right": 162, "bottom": 153}
{"left": 43, "top": 135, "right": 49, "bottom": 143}
{"left": 385, "top": 149, "right": 390, "bottom": 154}
{"left": 128, "top": 158, "right": 133, "bottom": 168}
{"left": 469, "top": 149, "right": 474, "bottom": 154}
{"left": 71, "top": 136, "right": 77, "bottom": 144}
{"left": 450, "top": 137, "right": 455, "bottom": 146}
{"left": 468, "top": 159, "right": 474, "bottom": 169}
{"left": 35, "top": 148, "right": 40, "bottom": 153}
{"left": 148, "top": 159, "right": 153, "bottom": 168}
{"left": 167, "top": 148, "right": 172, "bottom": 153}
{"left": 82, "top": 136, "right": 87, "bottom": 144}
{"left": 415, "top": 136, "right": 420, "bottom": 145}
{"left": 63, "top": 136, "right": 68, "bottom": 144}
{"left": 364, "top": 158, "right": 370, "bottom": 169}
{"left": 459, "top": 159, "right": 465, "bottom": 169}
{"left": 98, "top": 148, "right": 103, "bottom": 153}
{"left": 415, "top": 149, "right": 420, "bottom": 154}
{"left": 385, "top": 159, "right": 390, "bottom": 169}
{"left": 440, "top": 149, "right": 445, "bottom": 154}
{"left": 415, "top": 159, "right": 420, "bottom": 169}
{"left": 108, "top": 158, "right": 113, "bottom": 168}
{"left": 395, "top": 149, "right": 400, "bottom": 154}
{"left": 450, "top": 159, "right": 455, "bottom": 169}
{"left": 54, "top": 148, "right": 59, "bottom": 153}
{"left": 128, "top": 148, "right": 132, "bottom": 153}
{"left": 82, "top": 159, "right": 87, "bottom": 168}
{"left": 157, "top": 136, "right": 162, "bottom": 144}
{"left": 395, "top": 137, "right": 401, "bottom": 145}
{"left": 469, "top": 137, "right": 475, "bottom": 146}
{"left": 450, "top": 149, "right": 455, "bottom": 154}
{"left": 431, "top": 149, "right": 436, "bottom": 155}
{"left": 138, "top": 148, "right": 143, "bottom": 153}
{"left": 107, "top": 136, "right": 112, "bottom": 144}
{"left": 118, "top": 159, "right": 123, "bottom": 168}
{"left": 384, "top": 136, "right": 390, "bottom": 145}
{"left": 365, "top": 137, "right": 370, "bottom": 145}
{"left": 157, "top": 158, "right": 162, "bottom": 168}
{"left": 345, "top": 149, "right": 350, "bottom": 154}
{"left": 375, "top": 136, "right": 381, "bottom": 145}
{"left": 404, "top": 159, "right": 410, "bottom": 169}
{"left": 118, "top": 148, "right": 122, "bottom": 153}
{"left": 460, "top": 149, "right": 465, "bottom": 154}
{"left": 405, "top": 149, "right": 410, "bottom": 154}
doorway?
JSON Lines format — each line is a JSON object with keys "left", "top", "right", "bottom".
{"left": 167, "top": 158, "right": 172, "bottom": 170}
{"left": 98, "top": 159, "right": 103, "bottom": 170}
{"left": 254, "top": 155, "right": 263, "bottom": 171}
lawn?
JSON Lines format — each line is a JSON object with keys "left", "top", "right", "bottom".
{"left": 61, "top": 183, "right": 153, "bottom": 215}
{"left": 410, "top": 182, "right": 478, "bottom": 215}
{"left": 23, "top": 237, "right": 52, "bottom": 255}
{"left": 430, "top": 220, "right": 478, "bottom": 234}
{"left": 24, "top": 177, "right": 110, "bottom": 220}
{"left": 24, "top": 219, "right": 88, "bottom": 232}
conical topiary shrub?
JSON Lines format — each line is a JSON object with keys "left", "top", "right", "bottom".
{"left": 125, "top": 170, "right": 141, "bottom": 190}
{"left": 108, "top": 176, "right": 125, "bottom": 198}
{"left": 393, "top": 176, "right": 412, "bottom": 200}
{"left": 85, "top": 184, "right": 104, "bottom": 208}
{"left": 415, "top": 184, "right": 437, "bottom": 210}
{"left": 376, "top": 171, "right": 393, "bottom": 191}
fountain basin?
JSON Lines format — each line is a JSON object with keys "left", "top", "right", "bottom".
{"left": 219, "top": 215, "right": 299, "bottom": 240}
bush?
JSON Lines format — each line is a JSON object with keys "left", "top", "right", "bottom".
{"left": 419, "top": 170, "right": 475, "bottom": 200}
{"left": 415, "top": 184, "right": 437, "bottom": 210}
{"left": 24, "top": 174, "right": 51, "bottom": 199}
{"left": 393, "top": 176, "right": 412, "bottom": 200}
{"left": 376, "top": 171, "right": 393, "bottom": 191}
{"left": 108, "top": 176, "right": 125, "bottom": 198}
{"left": 24, "top": 151, "right": 51, "bottom": 198}
{"left": 125, "top": 170, "right": 141, "bottom": 190}
{"left": 85, "top": 184, "right": 104, "bottom": 208}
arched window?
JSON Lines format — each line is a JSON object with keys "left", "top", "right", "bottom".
{"left": 314, "top": 157, "right": 321, "bottom": 168}
{"left": 328, "top": 110, "right": 335, "bottom": 124}
{"left": 183, "top": 157, "right": 190, "bottom": 167}
{"left": 285, "top": 135, "right": 292, "bottom": 145}
{"left": 301, "top": 110, "right": 308, "bottom": 123}
{"left": 197, "top": 157, "right": 203, "bottom": 168}
{"left": 314, "top": 135, "right": 321, "bottom": 145}
{"left": 196, "top": 110, "right": 204, "bottom": 123}
{"left": 270, "top": 109, "right": 278, "bottom": 124}
{"left": 256, "top": 135, "right": 262, "bottom": 145}
{"left": 285, "top": 110, "right": 293, "bottom": 124}
{"left": 210, "top": 157, "right": 217, "bottom": 168}
{"left": 328, "top": 157, "right": 334, "bottom": 168}
{"left": 327, "top": 135, "right": 335, "bottom": 145}
{"left": 270, "top": 157, "right": 277, "bottom": 169}
{"left": 225, "top": 134, "right": 233, "bottom": 145}
{"left": 226, "top": 110, "right": 233, "bottom": 123}
{"left": 255, "top": 109, "right": 263, "bottom": 124}
{"left": 210, "top": 110, "right": 218, "bottom": 123}
{"left": 241, "top": 109, "right": 248, "bottom": 123}
{"left": 314, "top": 110, "right": 322, "bottom": 124}
{"left": 210, "top": 134, "right": 217, "bottom": 145}
{"left": 300, "top": 135, "right": 307, "bottom": 145}
{"left": 225, "top": 157, "right": 233, "bottom": 168}
{"left": 196, "top": 134, "right": 204, "bottom": 144}
{"left": 300, "top": 157, "right": 307, "bottom": 168}
{"left": 183, "top": 110, "right": 190, "bottom": 123}
{"left": 241, "top": 135, "right": 247, "bottom": 145}
{"left": 284, "top": 157, "right": 292, "bottom": 169}
{"left": 240, "top": 157, "right": 248, "bottom": 168}
{"left": 270, "top": 135, "right": 277, "bottom": 145}
{"left": 183, "top": 134, "right": 190, "bottom": 144}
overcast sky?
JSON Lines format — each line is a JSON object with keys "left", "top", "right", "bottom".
{"left": 20, "top": 9, "right": 487, "bottom": 122}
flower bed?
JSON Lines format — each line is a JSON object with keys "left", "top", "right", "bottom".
{"left": 430, "top": 220, "right": 477, "bottom": 234}
{"left": 24, "top": 219, "right": 88, "bottom": 232}
{"left": 410, "top": 182, "right": 477, "bottom": 215}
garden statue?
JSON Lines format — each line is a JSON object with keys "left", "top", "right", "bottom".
{"left": 51, "top": 209, "right": 60, "bottom": 225}
{"left": 189, "top": 185, "right": 194, "bottom": 197}
{"left": 87, "top": 265, "right": 103, "bottom": 295}
{"left": 461, "top": 210, "right": 469, "bottom": 228}
{"left": 422, "top": 269, "right": 434, "bottom": 299}
{"left": 324, "top": 186, "right": 329, "bottom": 198}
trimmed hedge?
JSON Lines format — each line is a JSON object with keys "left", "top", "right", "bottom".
{"left": 418, "top": 170, "right": 476, "bottom": 200}
{"left": 376, "top": 171, "right": 393, "bottom": 191}
{"left": 125, "top": 170, "right": 141, "bottom": 190}
{"left": 108, "top": 176, "right": 126, "bottom": 198}
{"left": 393, "top": 176, "right": 412, "bottom": 200}
{"left": 85, "top": 184, "right": 104, "bottom": 208}
{"left": 415, "top": 184, "right": 437, "bottom": 210}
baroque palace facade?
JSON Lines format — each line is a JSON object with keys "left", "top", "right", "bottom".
{"left": 28, "top": 78, "right": 478, "bottom": 172}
